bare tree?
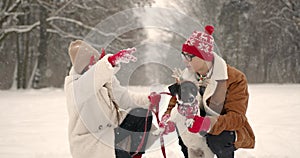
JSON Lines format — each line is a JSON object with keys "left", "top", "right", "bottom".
{"left": 0, "top": 0, "right": 154, "bottom": 89}
{"left": 1, "top": 0, "right": 298, "bottom": 89}
{"left": 155, "top": 0, "right": 300, "bottom": 83}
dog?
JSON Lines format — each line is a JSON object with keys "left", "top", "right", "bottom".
{"left": 153, "top": 81, "right": 214, "bottom": 158}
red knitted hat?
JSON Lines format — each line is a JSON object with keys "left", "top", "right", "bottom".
{"left": 182, "top": 25, "right": 214, "bottom": 61}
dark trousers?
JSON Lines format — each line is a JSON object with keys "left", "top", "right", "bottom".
{"left": 114, "top": 108, "right": 153, "bottom": 158}
{"left": 206, "top": 131, "right": 236, "bottom": 158}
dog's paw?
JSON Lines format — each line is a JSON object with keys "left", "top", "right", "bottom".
{"left": 152, "top": 128, "right": 164, "bottom": 136}
{"left": 185, "top": 118, "right": 194, "bottom": 128}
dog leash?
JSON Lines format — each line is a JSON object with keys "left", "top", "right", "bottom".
{"left": 152, "top": 92, "right": 173, "bottom": 158}
{"left": 132, "top": 92, "right": 172, "bottom": 158}
{"left": 131, "top": 107, "right": 152, "bottom": 157}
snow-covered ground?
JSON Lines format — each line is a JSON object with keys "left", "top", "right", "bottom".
{"left": 0, "top": 84, "right": 299, "bottom": 158}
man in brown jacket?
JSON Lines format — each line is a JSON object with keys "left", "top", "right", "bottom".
{"left": 159, "top": 25, "right": 255, "bottom": 158}
{"left": 182, "top": 26, "right": 255, "bottom": 158}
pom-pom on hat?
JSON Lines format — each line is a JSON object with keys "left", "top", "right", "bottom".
{"left": 68, "top": 40, "right": 101, "bottom": 74}
{"left": 182, "top": 25, "right": 215, "bottom": 61}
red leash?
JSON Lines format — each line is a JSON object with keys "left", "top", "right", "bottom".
{"left": 153, "top": 92, "right": 172, "bottom": 158}
{"left": 132, "top": 92, "right": 172, "bottom": 158}
{"left": 152, "top": 106, "right": 167, "bottom": 158}
{"left": 131, "top": 107, "right": 152, "bottom": 157}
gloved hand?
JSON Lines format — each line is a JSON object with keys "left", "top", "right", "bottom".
{"left": 148, "top": 92, "right": 161, "bottom": 111}
{"left": 160, "top": 113, "right": 170, "bottom": 125}
{"left": 188, "top": 115, "right": 210, "bottom": 133}
{"left": 108, "top": 47, "right": 137, "bottom": 66}
{"left": 153, "top": 114, "right": 176, "bottom": 135}
{"left": 161, "top": 121, "right": 176, "bottom": 135}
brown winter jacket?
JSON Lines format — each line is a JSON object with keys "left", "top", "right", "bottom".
{"left": 208, "top": 65, "right": 255, "bottom": 149}
{"left": 165, "top": 65, "right": 255, "bottom": 149}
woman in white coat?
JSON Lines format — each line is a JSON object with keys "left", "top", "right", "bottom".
{"left": 64, "top": 40, "right": 160, "bottom": 158}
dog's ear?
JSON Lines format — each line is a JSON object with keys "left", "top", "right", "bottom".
{"left": 168, "top": 83, "right": 180, "bottom": 96}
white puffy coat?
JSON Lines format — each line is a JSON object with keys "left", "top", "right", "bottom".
{"left": 64, "top": 55, "right": 153, "bottom": 158}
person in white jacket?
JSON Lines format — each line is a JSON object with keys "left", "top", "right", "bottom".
{"left": 64, "top": 40, "right": 160, "bottom": 158}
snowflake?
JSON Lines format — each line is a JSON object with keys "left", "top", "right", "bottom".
{"left": 198, "top": 43, "right": 210, "bottom": 53}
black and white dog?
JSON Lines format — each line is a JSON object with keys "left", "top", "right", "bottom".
{"left": 154, "top": 81, "right": 214, "bottom": 158}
